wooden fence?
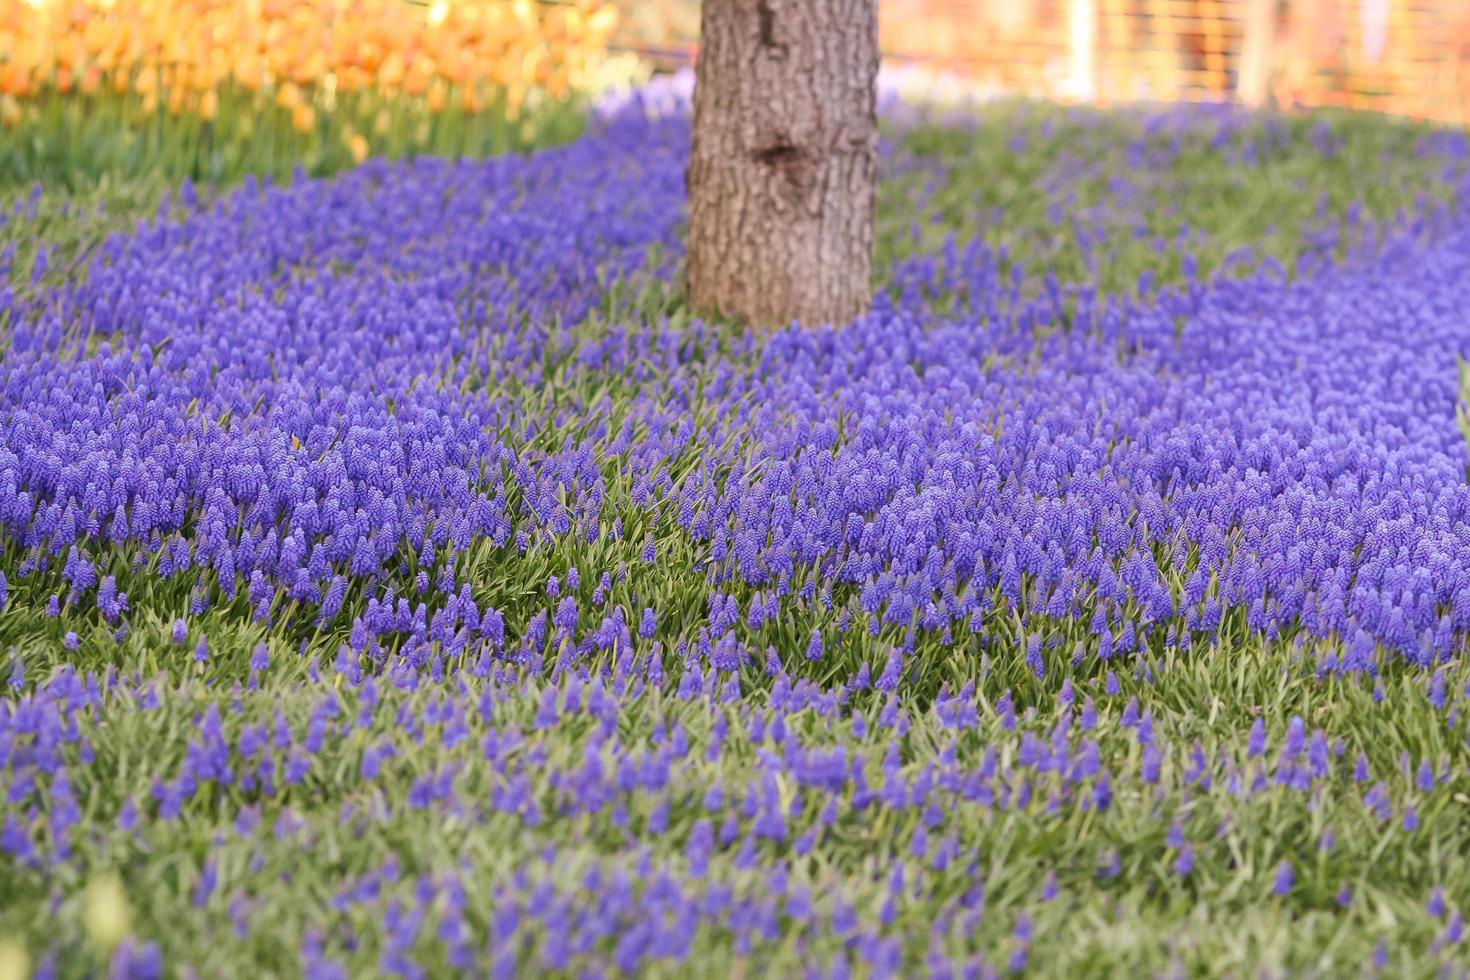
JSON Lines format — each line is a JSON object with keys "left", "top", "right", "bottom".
{"left": 614, "top": 0, "right": 1470, "bottom": 126}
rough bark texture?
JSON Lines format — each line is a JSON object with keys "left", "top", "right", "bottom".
{"left": 685, "top": 0, "right": 879, "bottom": 329}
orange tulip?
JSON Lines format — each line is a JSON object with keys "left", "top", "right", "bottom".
{"left": 0, "top": 63, "right": 29, "bottom": 98}
{"left": 291, "top": 101, "right": 315, "bottom": 133}
{"left": 459, "top": 83, "right": 480, "bottom": 114}
{"left": 377, "top": 50, "right": 404, "bottom": 87}
{"left": 275, "top": 80, "right": 301, "bottom": 109}
{"left": 426, "top": 77, "right": 446, "bottom": 114}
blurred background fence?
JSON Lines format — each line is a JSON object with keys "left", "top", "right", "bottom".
{"left": 614, "top": 0, "right": 1470, "bottom": 126}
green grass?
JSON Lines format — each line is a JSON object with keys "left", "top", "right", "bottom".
{"left": 2, "top": 634, "right": 1463, "bottom": 975}
{"left": 878, "top": 102, "right": 1462, "bottom": 304}
{"left": 0, "top": 84, "right": 592, "bottom": 192}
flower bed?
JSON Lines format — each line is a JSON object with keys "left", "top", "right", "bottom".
{"left": 2, "top": 94, "right": 1470, "bottom": 974}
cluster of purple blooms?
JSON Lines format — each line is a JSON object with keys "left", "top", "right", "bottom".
{"left": 3, "top": 84, "right": 1470, "bottom": 974}
{"left": 4, "top": 107, "right": 1470, "bottom": 678}
{"left": 5, "top": 641, "right": 1466, "bottom": 976}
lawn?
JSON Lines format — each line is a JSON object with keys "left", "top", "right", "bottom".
{"left": 3, "top": 86, "right": 1470, "bottom": 976}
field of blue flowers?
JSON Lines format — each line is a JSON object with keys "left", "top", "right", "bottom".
{"left": 4, "top": 84, "right": 1470, "bottom": 977}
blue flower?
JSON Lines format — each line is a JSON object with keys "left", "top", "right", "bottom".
{"left": 1272, "top": 860, "right": 1293, "bottom": 897}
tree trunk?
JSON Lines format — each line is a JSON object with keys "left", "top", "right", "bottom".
{"left": 685, "top": 0, "right": 879, "bottom": 329}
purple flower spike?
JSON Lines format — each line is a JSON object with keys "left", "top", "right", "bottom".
{"left": 1272, "top": 861, "right": 1293, "bottom": 897}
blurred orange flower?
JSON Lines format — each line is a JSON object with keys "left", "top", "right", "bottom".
{"left": 0, "top": 0, "right": 621, "bottom": 126}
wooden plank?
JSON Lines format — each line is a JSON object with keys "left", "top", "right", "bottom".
{"left": 1237, "top": 0, "right": 1274, "bottom": 106}
{"left": 1068, "top": 0, "right": 1099, "bottom": 101}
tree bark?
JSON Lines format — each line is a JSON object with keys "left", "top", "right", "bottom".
{"left": 685, "top": 0, "right": 879, "bottom": 329}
